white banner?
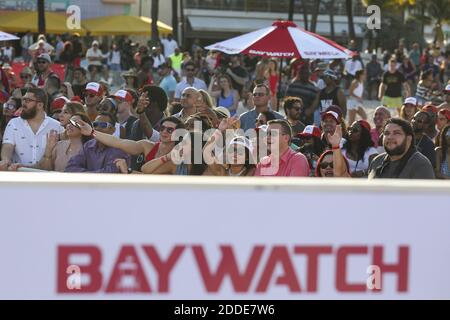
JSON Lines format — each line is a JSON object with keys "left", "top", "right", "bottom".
{"left": 0, "top": 173, "right": 449, "bottom": 299}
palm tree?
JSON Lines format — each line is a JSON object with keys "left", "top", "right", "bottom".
{"left": 301, "top": 0, "right": 309, "bottom": 30}
{"left": 151, "top": 0, "right": 159, "bottom": 44}
{"left": 310, "top": 0, "right": 321, "bottom": 32}
{"left": 172, "top": 0, "right": 178, "bottom": 42}
{"left": 345, "top": 0, "right": 355, "bottom": 41}
{"left": 288, "top": 0, "right": 295, "bottom": 21}
{"left": 38, "top": 0, "right": 45, "bottom": 34}
{"left": 328, "top": 0, "right": 335, "bottom": 40}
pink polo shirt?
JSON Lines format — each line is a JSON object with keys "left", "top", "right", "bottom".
{"left": 255, "top": 148, "right": 310, "bottom": 177}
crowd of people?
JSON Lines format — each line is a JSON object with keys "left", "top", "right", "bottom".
{"left": 0, "top": 33, "right": 449, "bottom": 179}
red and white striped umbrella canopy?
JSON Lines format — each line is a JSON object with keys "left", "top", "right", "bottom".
{"left": 205, "top": 20, "right": 353, "bottom": 59}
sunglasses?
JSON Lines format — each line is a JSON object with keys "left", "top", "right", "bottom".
{"left": 37, "top": 60, "right": 48, "bottom": 64}
{"left": 93, "top": 121, "right": 113, "bottom": 129}
{"left": 185, "top": 68, "right": 195, "bottom": 72}
{"left": 69, "top": 119, "right": 81, "bottom": 129}
{"left": 253, "top": 92, "right": 265, "bottom": 97}
{"left": 160, "top": 125, "right": 175, "bottom": 134}
{"left": 319, "top": 161, "right": 334, "bottom": 169}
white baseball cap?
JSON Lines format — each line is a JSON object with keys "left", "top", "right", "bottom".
{"left": 404, "top": 97, "right": 417, "bottom": 105}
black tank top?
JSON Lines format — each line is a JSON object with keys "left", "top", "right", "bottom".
{"left": 319, "top": 87, "right": 339, "bottom": 112}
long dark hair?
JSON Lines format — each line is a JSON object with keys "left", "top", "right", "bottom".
{"left": 188, "top": 131, "right": 207, "bottom": 176}
{"left": 72, "top": 112, "right": 93, "bottom": 144}
{"left": 343, "top": 123, "right": 374, "bottom": 162}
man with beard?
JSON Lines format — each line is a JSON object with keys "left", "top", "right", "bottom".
{"left": 411, "top": 111, "right": 436, "bottom": 166}
{"left": 368, "top": 118, "right": 434, "bottom": 179}
{"left": 283, "top": 96, "right": 305, "bottom": 135}
{"left": 0, "top": 88, "right": 62, "bottom": 167}
{"left": 31, "top": 53, "right": 58, "bottom": 88}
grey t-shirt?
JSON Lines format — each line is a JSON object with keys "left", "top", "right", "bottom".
{"left": 368, "top": 151, "right": 435, "bottom": 179}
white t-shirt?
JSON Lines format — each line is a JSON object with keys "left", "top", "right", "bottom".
{"left": 342, "top": 147, "right": 378, "bottom": 173}
{"left": 161, "top": 38, "right": 178, "bottom": 58}
{"left": 2, "top": 116, "right": 63, "bottom": 165}
{"left": 344, "top": 59, "right": 363, "bottom": 76}
{"left": 86, "top": 48, "right": 103, "bottom": 66}
{"left": 153, "top": 54, "right": 166, "bottom": 68}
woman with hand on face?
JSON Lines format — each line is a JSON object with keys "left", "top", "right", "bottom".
{"left": 37, "top": 113, "right": 92, "bottom": 172}
{"left": 203, "top": 117, "right": 256, "bottom": 176}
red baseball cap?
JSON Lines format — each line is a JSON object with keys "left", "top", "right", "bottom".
{"left": 298, "top": 125, "right": 322, "bottom": 138}
{"left": 113, "top": 89, "right": 133, "bottom": 103}
{"left": 321, "top": 111, "right": 340, "bottom": 124}
{"left": 85, "top": 82, "right": 104, "bottom": 96}
{"left": 50, "top": 96, "right": 69, "bottom": 112}
{"left": 356, "top": 119, "right": 371, "bottom": 132}
{"left": 422, "top": 104, "right": 438, "bottom": 114}
{"left": 438, "top": 109, "right": 450, "bottom": 121}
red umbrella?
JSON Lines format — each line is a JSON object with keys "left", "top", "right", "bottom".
{"left": 205, "top": 20, "right": 353, "bottom": 60}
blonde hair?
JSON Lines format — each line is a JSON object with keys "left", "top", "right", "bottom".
{"left": 198, "top": 89, "right": 214, "bottom": 108}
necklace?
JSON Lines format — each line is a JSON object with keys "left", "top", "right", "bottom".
{"left": 227, "top": 166, "right": 246, "bottom": 176}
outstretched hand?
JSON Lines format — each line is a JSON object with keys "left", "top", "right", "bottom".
{"left": 327, "top": 125, "right": 342, "bottom": 148}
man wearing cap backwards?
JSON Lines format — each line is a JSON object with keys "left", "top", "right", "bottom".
{"left": 239, "top": 84, "right": 284, "bottom": 132}
{"left": 371, "top": 106, "right": 391, "bottom": 150}
{"left": 255, "top": 119, "right": 309, "bottom": 177}
{"left": 84, "top": 82, "right": 104, "bottom": 122}
{"left": 1, "top": 88, "right": 63, "bottom": 169}
{"left": 411, "top": 111, "right": 436, "bottom": 166}
{"left": 379, "top": 57, "right": 411, "bottom": 116}
{"left": 31, "top": 53, "right": 58, "bottom": 89}
{"left": 313, "top": 69, "right": 347, "bottom": 125}
{"left": 113, "top": 90, "right": 137, "bottom": 139}
{"left": 367, "top": 118, "right": 434, "bottom": 179}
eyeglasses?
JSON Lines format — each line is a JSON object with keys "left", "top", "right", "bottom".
{"left": 93, "top": 121, "right": 114, "bottom": 129}
{"left": 160, "top": 125, "right": 175, "bottom": 134}
{"left": 319, "top": 161, "right": 334, "bottom": 169}
{"left": 22, "top": 97, "right": 40, "bottom": 103}
{"left": 253, "top": 92, "right": 265, "bottom": 97}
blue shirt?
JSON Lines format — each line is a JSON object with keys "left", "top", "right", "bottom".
{"left": 65, "top": 139, "right": 130, "bottom": 173}
{"left": 159, "top": 74, "right": 177, "bottom": 96}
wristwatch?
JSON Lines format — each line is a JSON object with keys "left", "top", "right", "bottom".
{"left": 127, "top": 168, "right": 133, "bottom": 174}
